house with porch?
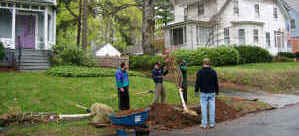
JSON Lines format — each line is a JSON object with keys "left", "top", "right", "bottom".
{"left": 165, "top": 0, "right": 292, "bottom": 55}
{"left": 0, "top": 0, "right": 56, "bottom": 71}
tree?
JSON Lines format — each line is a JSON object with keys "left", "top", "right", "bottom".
{"left": 82, "top": 0, "right": 88, "bottom": 51}
{"left": 142, "top": 0, "right": 155, "bottom": 55}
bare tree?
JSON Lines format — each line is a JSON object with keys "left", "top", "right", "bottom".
{"left": 142, "top": 0, "right": 155, "bottom": 55}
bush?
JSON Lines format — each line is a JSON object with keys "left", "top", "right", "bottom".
{"left": 51, "top": 45, "right": 96, "bottom": 67}
{"left": 172, "top": 47, "right": 240, "bottom": 66}
{"left": 277, "top": 52, "right": 296, "bottom": 58}
{"left": 273, "top": 56, "right": 294, "bottom": 62}
{"left": 0, "top": 42, "right": 5, "bottom": 60}
{"left": 129, "top": 55, "right": 164, "bottom": 70}
{"left": 295, "top": 52, "right": 299, "bottom": 59}
{"left": 234, "top": 46, "right": 272, "bottom": 64}
{"left": 47, "top": 66, "right": 144, "bottom": 77}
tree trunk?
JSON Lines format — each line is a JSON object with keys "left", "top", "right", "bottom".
{"left": 77, "top": 0, "right": 82, "bottom": 47}
{"left": 142, "top": 0, "right": 155, "bottom": 55}
{"left": 82, "top": 0, "right": 88, "bottom": 51}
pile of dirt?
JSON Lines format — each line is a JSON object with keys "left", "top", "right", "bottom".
{"left": 113, "top": 99, "right": 239, "bottom": 130}
{"left": 148, "top": 104, "right": 201, "bottom": 130}
{"left": 0, "top": 67, "right": 19, "bottom": 73}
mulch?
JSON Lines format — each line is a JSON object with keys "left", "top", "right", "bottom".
{"left": 0, "top": 67, "right": 20, "bottom": 73}
{"left": 113, "top": 99, "right": 239, "bottom": 130}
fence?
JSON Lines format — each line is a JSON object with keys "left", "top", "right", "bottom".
{"left": 95, "top": 56, "right": 129, "bottom": 68}
{"left": 0, "top": 48, "right": 15, "bottom": 67}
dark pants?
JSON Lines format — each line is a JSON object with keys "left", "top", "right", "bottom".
{"left": 118, "top": 86, "right": 130, "bottom": 110}
{"left": 182, "top": 83, "right": 188, "bottom": 103}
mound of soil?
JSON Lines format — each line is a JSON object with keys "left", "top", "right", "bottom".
{"left": 113, "top": 99, "right": 239, "bottom": 130}
{"left": 0, "top": 67, "right": 18, "bottom": 73}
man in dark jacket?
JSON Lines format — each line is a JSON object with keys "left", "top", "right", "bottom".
{"left": 115, "top": 63, "right": 130, "bottom": 110}
{"left": 194, "top": 58, "right": 219, "bottom": 129}
{"left": 152, "top": 62, "right": 168, "bottom": 104}
{"left": 179, "top": 59, "right": 188, "bottom": 103}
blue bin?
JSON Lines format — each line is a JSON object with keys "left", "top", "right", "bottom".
{"left": 117, "top": 129, "right": 136, "bottom": 136}
{"left": 109, "top": 108, "right": 151, "bottom": 127}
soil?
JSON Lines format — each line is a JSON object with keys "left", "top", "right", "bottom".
{"left": 0, "top": 67, "right": 19, "bottom": 73}
{"left": 114, "top": 99, "right": 239, "bottom": 130}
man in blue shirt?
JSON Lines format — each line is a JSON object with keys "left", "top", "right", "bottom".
{"left": 115, "top": 63, "right": 130, "bottom": 110}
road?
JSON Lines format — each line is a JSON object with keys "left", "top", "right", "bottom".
{"left": 151, "top": 105, "right": 299, "bottom": 136}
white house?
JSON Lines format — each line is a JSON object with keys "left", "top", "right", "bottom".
{"left": 0, "top": 0, "right": 56, "bottom": 71}
{"left": 93, "top": 43, "right": 121, "bottom": 57}
{"left": 165, "top": 0, "right": 291, "bottom": 55}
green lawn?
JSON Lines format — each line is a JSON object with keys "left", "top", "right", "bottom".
{"left": 0, "top": 70, "right": 272, "bottom": 135}
{"left": 0, "top": 72, "right": 200, "bottom": 115}
{"left": 188, "top": 62, "right": 299, "bottom": 93}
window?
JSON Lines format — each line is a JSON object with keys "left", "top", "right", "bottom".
{"left": 170, "top": 27, "right": 184, "bottom": 46}
{"left": 273, "top": 8, "right": 278, "bottom": 18}
{"left": 266, "top": 32, "right": 271, "bottom": 47}
{"left": 239, "top": 29, "right": 246, "bottom": 45}
{"left": 234, "top": 0, "right": 239, "bottom": 14}
{"left": 253, "top": 29, "right": 259, "bottom": 44}
{"left": 184, "top": 8, "right": 188, "bottom": 21}
{"left": 0, "top": 9, "right": 12, "bottom": 38}
{"left": 198, "top": 3, "right": 204, "bottom": 15}
{"left": 224, "top": 27, "right": 230, "bottom": 44}
{"left": 255, "top": 4, "right": 260, "bottom": 16}
{"left": 291, "top": 19, "right": 296, "bottom": 30}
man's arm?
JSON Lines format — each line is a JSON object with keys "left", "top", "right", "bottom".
{"left": 116, "top": 71, "right": 123, "bottom": 89}
{"left": 194, "top": 70, "right": 201, "bottom": 93}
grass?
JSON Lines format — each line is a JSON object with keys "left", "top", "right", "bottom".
{"left": 0, "top": 71, "right": 271, "bottom": 135}
{"left": 188, "top": 62, "right": 299, "bottom": 93}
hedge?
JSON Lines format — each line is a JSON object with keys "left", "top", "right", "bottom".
{"left": 295, "top": 52, "right": 299, "bottom": 59}
{"left": 234, "top": 46, "right": 272, "bottom": 64}
{"left": 0, "top": 42, "right": 5, "bottom": 60}
{"left": 278, "top": 52, "right": 296, "bottom": 58}
{"left": 172, "top": 47, "right": 240, "bottom": 66}
{"left": 47, "top": 66, "right": 144, "bottom": 77}
{"left": 129, "top": 55, "right": 164, "bottom": 70}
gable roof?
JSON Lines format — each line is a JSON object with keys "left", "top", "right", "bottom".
{"left": 93, "top": 43, "right": 121, "bottom": 57}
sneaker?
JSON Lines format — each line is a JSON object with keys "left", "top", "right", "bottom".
{"left": 200, "top": 125, "right": 207, "bottom": 129}
{"left": 209, "top": 124, "right": 216, "bottom": 128}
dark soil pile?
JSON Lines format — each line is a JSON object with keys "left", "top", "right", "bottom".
{"left": 113, "top": 99, "right": 239, "bottom": 130}
{"left": 0, "top": 67, "right": 19, "bottom": 73}
{"left": 147, "top": 104, "right": 201, "bottom": 130}
{"left": 191, "top": 99, "right": 239, "bottom": 123}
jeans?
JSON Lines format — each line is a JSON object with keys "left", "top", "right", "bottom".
{"left": 118, "top": 86, "right": 130, "bottom": 110}
{"left": 182, "top": 83, "right": 188, "bottom": 103}
{"left": 200, "top": 92, "right": 216, "bottom": 126}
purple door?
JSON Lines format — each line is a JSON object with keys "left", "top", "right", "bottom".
{"left": 16, "top": 15, "right": 36, "bottom": 48}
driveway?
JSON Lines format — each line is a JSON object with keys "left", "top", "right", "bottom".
{"left": 150, "top": 105, "right": 299, "bottom": 136}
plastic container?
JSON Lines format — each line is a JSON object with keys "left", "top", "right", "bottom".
{"left": 109, "top": 108, "right": 151, "bottom": 127}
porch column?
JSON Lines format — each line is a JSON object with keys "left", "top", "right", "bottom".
{"left": 11, "top": 5, "right": 16, "bottom": 49}
{"left": 44, "top": 7, "right": 48, "bottom": 50}
{"left": 53, "top": 9, "right": 56, "bottom": 45}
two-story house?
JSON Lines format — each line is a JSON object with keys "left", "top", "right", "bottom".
{"left": 165, "top": 0, "right": 291, "bottom": 55}
{"left": 0, "top": 0, "right": 56, "bottom": 71}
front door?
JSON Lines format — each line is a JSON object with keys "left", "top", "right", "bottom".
{"left": 16, "top": 15, "right": 36, "bottom": 49}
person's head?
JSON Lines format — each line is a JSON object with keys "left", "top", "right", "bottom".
{"left": 120, "top": 62, "right": 128, "bottom": 71}
{"left": 154, "top": 62, "right": 160, "bottom": 69}
{"left": 203, "top": 58, "right": 211, "bottom": 67}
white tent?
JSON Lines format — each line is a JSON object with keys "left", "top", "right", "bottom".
{"left": 95, "top": 43, "right": 121, "bottom": 57}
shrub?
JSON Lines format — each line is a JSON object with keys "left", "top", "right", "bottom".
{"left": 129, "top": 55, "right": 164, "bottom": 70}
{"left": 172, "top": 47, "right": 240, "bottom": 66}
{"left": 277, "top": 52, "right": 296, "bottom": 58}
{"left": 273, "top": 56, "right": 294, "bottom": 62}
{"left": 47, "top": 66, "right": 144, "bottom": 77}
{"left": 234, "top": 46, "right": 272, "bottom": 64}
{"left": 51, "top": 45, "right": 96, "bottom": 67}
{"left": 0, "top": 42, "right": 5, "bottom": 60}
{"left": 295, "top": 52, "right": 299, "bottom": 59}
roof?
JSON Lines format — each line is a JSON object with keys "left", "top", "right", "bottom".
{"left": 92, "top": 43, "right": 121, "bottom": 57}
{"left": 283, "top": 0, "right": 299, "bottom": 12}
{"left": 3, "top": 0, "right": 56, "bottom": 5}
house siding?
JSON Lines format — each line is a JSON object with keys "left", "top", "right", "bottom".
{"left": 166, "top": 0, "right": 290, "bottom": 55}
